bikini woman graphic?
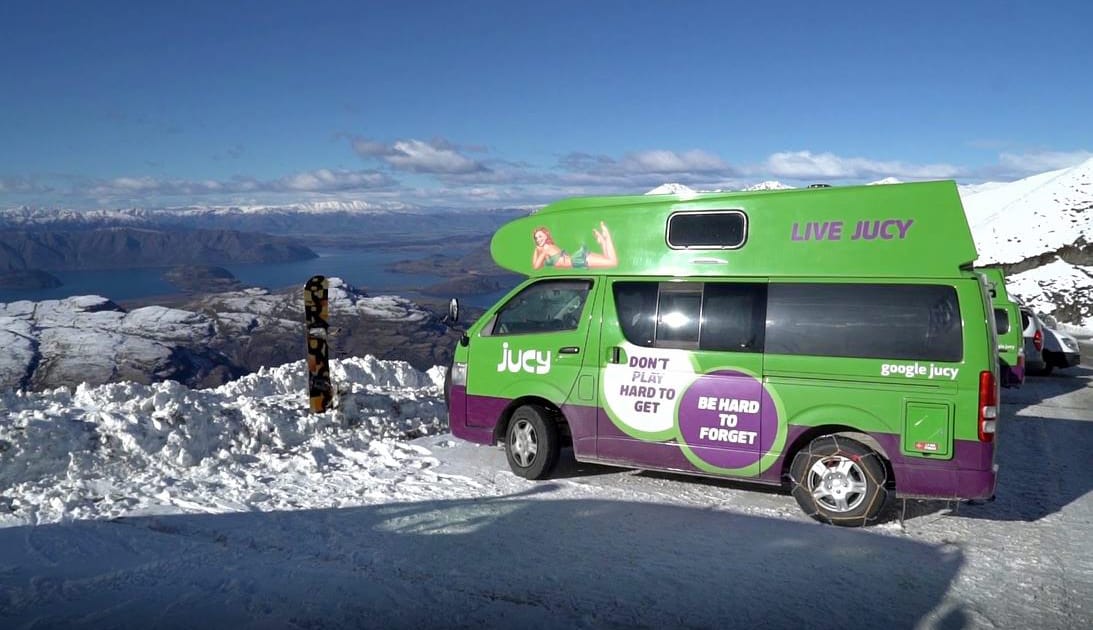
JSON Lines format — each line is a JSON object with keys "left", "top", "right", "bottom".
{"left": 531, "top": 222, "right": 618, "bottom": 270}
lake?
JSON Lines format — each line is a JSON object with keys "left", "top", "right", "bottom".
{"left": 0, "top": 247, "right": 513, "bottom": 308}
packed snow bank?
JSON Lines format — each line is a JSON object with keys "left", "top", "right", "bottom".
{"left": 0, "top": 356, "right": 448, "bottom": 526}
{"left": 1008, "top": 261, "right": 1093, "bottom": 332}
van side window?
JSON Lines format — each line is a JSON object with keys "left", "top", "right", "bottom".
{"left": 765, "top": 283, "right": 963, "bottom": 362}
{"left": 656, "top": 283, "right": 703, "bottom": 348}
{"left": 489, "top": 279, "right": 592, "bottom": 336}
{"left": 613, "top": 281, "right": 766, "bottom": 352}
{"left": 701, "top": 283, "right": 767, "bottom": 352}
{"left": 614, "top": 282, "right": 658, "bottom": 346}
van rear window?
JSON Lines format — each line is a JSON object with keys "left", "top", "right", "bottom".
{"left": 667, "top": 211, "right": 746, "bottom": 249}
{"left": 994, "top": 308, "right": 1010, "bottom": 335}
{"left": 765, "top": 284, "right": 963, "bottom": 362}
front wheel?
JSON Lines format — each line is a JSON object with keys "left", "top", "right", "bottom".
{"left": 504, "top": 405, "right": 560, "bottom": 480}
{"left": 789, "top": 435, "right": 889, "bottom": 526}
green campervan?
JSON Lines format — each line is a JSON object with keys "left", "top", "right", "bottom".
{"left": 977, "top": 266, "right": 1026, "bottom": 387}
{"left": 447, "top": 181, "right": 999, "bottom": 525}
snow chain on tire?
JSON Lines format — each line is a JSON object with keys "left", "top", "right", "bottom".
{"left": 789, "top": 434, "right": 890, "bottom": 527}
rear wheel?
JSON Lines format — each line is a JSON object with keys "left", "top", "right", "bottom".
{"left": 789, "top": 435, "right": 889, "bottom": 526}
{"left": 504, "top": 405, "right": 560, "bottom": 480}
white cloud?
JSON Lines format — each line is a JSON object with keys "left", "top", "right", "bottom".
{"left": 350, "top": 137, "right": 487, "bottom": 174}
{"left": 0, "top": 176, "right": 55, "bottom": 195}
{"left": 82, "top": 169, "right": 395, "bottom": 201}
{"left": 561, "top": 149, "right": 730, "bottom": 176}
{"left": 621, "top": 149, "right": 728, "bottom": 173}
{"left": 761, "top": 151, "right": 961, "bottom": 180}
{"left": 278, "top": 169, "right": 392, "bottom": 192}
{"left": 996, "top": 150, "right": 1093, "bottom": 175}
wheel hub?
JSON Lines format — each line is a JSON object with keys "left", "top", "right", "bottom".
{"left": 808, "top": 455, "right": 868, "bottom": 513}
{"left": 823, "top": 471, "right": 850, "bottom": 498}
{"left": 510, "top": 420, "right": 538, "bottom": 467}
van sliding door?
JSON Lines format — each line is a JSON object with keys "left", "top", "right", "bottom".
{"left": 597, "top": 279, "right": 769, "bottom": 477}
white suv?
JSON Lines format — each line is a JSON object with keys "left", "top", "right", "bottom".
{"left": 1038, "top": 313, "right": 1082, "bottom": 374}
{"left": 1019, "top": 307, "right": 1047, "bottom": 374}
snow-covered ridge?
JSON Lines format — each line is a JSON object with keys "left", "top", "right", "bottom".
{"left": 0, "top": 201, "right": 416, "bottom": 223}
{"left": 743, "top": 180, "right": 794, "bottom": 191}
{"left": 961, "top": 158, "right": 1093, "bottom": 265}
{"left": 645, "top": 182, "right": 697, "bottom": 196}
{"left": 0, "top": 354, "right": 447, "bottom": 525}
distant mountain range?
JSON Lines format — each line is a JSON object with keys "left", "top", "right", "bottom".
{"left": 0, "top": 204, "right": 529, "bottom": 247}
{"left": 0, "top": 227, "right": 318, "bottom": 288}
{"left": 0, "top": 203, "right": 530, "bottom": 289}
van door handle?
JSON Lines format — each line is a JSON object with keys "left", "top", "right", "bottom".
{"left": 559, "top": 346, "right": 580, "bottom": 355}
{"left": 610, "top": 346, "right": 627, "bottom": 364}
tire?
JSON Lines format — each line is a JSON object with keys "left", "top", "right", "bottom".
{"left": 789, "top": 435, "right": 889, "bottom": 526}
{"left": 504, "top": 404, "right": 560, "bottom": 480}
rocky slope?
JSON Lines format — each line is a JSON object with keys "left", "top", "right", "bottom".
{"left": 0, "top": 279, "right": 461, "bottom": 392}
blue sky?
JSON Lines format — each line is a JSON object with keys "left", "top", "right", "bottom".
{"left": 2, "top": 0, "right": 1091, "bottom": 209}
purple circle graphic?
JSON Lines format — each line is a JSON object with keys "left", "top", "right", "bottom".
{"left": 678, "top": 370, "right": 779, "bottom": 469}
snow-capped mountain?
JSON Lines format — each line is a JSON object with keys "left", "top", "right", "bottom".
{"left": 742, "top": 180, "right": 794, "bottom": 191}
{"left": 645, "top": 182, "right": 697, "bottom": 196}
{"left": 0, "top": 201, "right": 412, "bottom": 224}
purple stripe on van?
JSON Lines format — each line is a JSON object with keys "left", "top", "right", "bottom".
{"left": 456, "top": 392, "right": 996, "bottom": 501}
{"left": 1002, "top": 364, "right": 1025, "bottom": 388}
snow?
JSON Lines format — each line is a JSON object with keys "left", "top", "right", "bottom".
{"left": 742, "top": 180, "right": 794, "bottom": 191}
{"left": 2, "top": 353, "right": 1091, "bottom": 628}
{"left": 1008, "top": 260, "right": 1093, "bottom": 328}
{"left": 644, "top": 182, "right": 696, "bottom": 196}
{"left": 962, "top": 158, "right": 1093, "bottom": 265}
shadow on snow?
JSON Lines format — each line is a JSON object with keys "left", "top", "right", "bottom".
{"left": 0, "top": 488, "right": 963, "bottom": 629}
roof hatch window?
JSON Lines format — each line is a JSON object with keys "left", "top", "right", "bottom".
{"left": 667, "top": 210, "right": 747, "bottom": 249}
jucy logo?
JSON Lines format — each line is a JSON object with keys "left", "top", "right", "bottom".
{"left": 497, "top": 343, "right": 552, "bottom": 375}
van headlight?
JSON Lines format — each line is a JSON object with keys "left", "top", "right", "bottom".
{"left": 451, "top": 362, "right": 467, "bottom": 386}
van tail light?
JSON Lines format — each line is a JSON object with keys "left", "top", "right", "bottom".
{"left": 978, "top": 370, "right": 998, "bottom": 442}
{"left": 1033, "top": 329, "right": 1043, "bottom": 352}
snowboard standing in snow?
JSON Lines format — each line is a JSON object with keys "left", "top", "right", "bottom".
{"left": 304, "top": 275, "right": 333, "bottom": 413}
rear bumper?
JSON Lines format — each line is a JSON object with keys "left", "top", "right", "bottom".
{"left": 894, "top": 463, "right": 998, "bottom": 501}
{"left": 1001, "top": 363, "right": 1025, "bottom": 388}
{"left": 1046, "top": 350, "right": 1081, "bottom": 369}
